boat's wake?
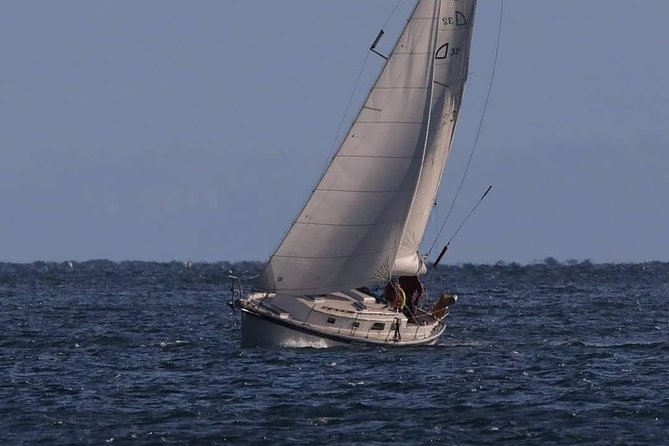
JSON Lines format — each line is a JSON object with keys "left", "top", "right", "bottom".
{"left": 280, "top": 338, "right": 332, "bottom": 349}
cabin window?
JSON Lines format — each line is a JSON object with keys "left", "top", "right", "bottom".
{"left": 327, "top": 317, "right": 336, "bottom": 324}
{"left": 351, "top": 321, "right": 360, "bottom": 328}
{"left": 371, "top": 322, "right": 385, "bottom": 331}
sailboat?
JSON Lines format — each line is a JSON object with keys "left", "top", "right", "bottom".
{"left": 233, "top": 0, "right": 478, "bottom": 347}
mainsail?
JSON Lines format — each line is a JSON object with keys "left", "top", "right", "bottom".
{"left": 258, "top": 0, "right": 477, "bottom": 295}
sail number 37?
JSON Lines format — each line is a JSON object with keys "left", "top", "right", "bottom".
{"left": 435, "top": 42, "right": 460, "bottom": 60}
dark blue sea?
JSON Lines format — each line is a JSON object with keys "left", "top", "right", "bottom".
{"left": 1, "top": 260, "right": 667, "bottom": 445}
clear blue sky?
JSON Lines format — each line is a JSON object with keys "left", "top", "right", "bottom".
{"left": 2, "top": 1, "right": 668, "bottom": 264}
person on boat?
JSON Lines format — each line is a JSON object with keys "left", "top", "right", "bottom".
{"left": 399, "top": 275, "right": 425, "bottom": 319}
{"left": 432, "top": 293, "right": 458, "bottom": 319}
{"left": 383, "top": 279, "right": 405, "bottom": 312}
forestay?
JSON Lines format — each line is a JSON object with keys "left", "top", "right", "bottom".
{"left": 258, "top": 0, "right": 477, "bottom": 295}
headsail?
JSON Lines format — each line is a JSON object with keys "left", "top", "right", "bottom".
{"left": 258, "top": 0, "right": 477, "bottom": 295}
{"left": 395, "top": 0, "right": 477, "bottom": 275}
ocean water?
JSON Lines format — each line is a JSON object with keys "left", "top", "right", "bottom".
{"left": 1, "top": 260, "right": 667, "bottom": 445}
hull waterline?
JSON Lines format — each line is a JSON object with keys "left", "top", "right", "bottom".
{"left": 237, "top": 301, "right": 447, "bottom": 348}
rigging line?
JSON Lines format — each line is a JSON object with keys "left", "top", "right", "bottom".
{"left": 382, "top": 0, "right": 403, "bottom": 29}
{"left": 325, "top": 52, "right": 371, "bottom": 161}
{"left": 324, "top": 0, "right": 403, "bottom": 162}
{"left": 426, "top": 0, "right": 505, "bottom": 258}
{"left": 393, "top": 0, "right": 441, "bottom": 281}
{"left": 425, "top": 185, "right": 492, "bottom": 280}
{"left": 445, "top": 185, "right": 492, "bottom": 248}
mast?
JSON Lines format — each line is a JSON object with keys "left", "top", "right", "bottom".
{"left": 393, "top": 0, "right": 442, "bottom": 278}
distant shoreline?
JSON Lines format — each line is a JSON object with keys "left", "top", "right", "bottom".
{"left": 1, "top": 258, "right": 667, "bottom": 268}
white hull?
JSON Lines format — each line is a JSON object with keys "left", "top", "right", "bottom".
{"left": 235, "top": 289, "right": 448, "bottom": 348}
{"left": 240, "top": 311, "right": 348, "bottom": 348}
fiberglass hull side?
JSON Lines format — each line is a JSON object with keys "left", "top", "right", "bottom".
{"left": 238, "top": 307, "right": 446, "bottom": 348}
{"left": 240, "top": 310, "right": 347, "bottom": 348}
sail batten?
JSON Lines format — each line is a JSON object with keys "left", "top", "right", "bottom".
{"left": 275, "top": 247, "right": 398, "bottom": 261}
{"left": 295, "top": 221, "right": 403, "bottom": 228}
{"left": 316, "top": 189, "right": 414, "bottom": 193}
{"left": 337, "top": 155, "right": 421, "bottom": 159}
{"left": 258, "top": 0, "right": 476, "bottom": 295}
{"left": 374, "top": 87, "right": 429, "bottom": 90}
{"left": 356, "top": 121, "right": 427, "bottom": 124}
